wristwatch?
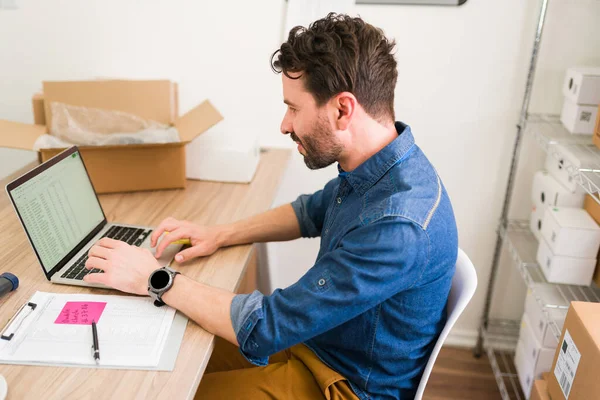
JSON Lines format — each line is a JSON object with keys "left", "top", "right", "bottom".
{"left": 148, "top": 266, "right": 180, "bottom": 307}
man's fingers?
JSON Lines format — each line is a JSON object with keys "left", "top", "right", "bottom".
{"left": 85, "top": 257, "right": 109, "bottom": 271}
{"left": 174, "top": 246, "right": 205, "bottom": 263}
{"left": 97, "top": 237, "right": 125, "bottom": 249}
{"left": 155, "top": 228, "right": 188, "bottom": 258}
{"left": 150, "top": 218, "right": 180, "bottom": 247}
{"left": 83, "top": 272, "right": 109, "bottom": 286}
{"left": 88, "top": 245, "right": 110, "bottom": 260}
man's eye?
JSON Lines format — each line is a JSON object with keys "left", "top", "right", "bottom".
{"left": 289, "top": 107, "right": 297, "bottom": 113}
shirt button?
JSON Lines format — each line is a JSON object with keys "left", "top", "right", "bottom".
{"left": 324, "top": 228, "right": 329, "bottom": 234}
{"left": 318, "top": 278, "right": 326, "bottom": 286}
{"left": 336, "top": 197, "right": 342, "bottom": 204}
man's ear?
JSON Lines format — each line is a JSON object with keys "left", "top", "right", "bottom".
{"left": 331, "top": 92, "right": 356, "bottom": 131}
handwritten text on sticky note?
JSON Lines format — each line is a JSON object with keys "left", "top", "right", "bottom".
{"left": 55, "top": 302, "right": 107, "bottom": 325}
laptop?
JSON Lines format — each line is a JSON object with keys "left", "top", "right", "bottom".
{"left": 5, "top": 146, "right": 182, "bottom": 288}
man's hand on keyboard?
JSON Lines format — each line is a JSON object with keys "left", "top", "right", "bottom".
{"left": 83, "top": 238, "right": 160, "bottom": 295}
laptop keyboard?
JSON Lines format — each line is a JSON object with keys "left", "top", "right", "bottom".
{"left": 60, "top": 226, "right": 153, "bottom": 281}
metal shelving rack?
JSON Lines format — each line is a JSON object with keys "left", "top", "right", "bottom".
{"left": 474, "top": 0, "right": 551, "bottom": 358}
{"left": 528, "top": 114, "right": 600, "bottom": 196}
{"left": 487, "top": 221, "right": 600, "bottom": 400}
{"left": 474, "top": 0, "right": 600, "bottom": 398}
{"left": 504, "top": 221, "right": 600, "bottom": 336}
{"left": 483, "top": 319, "right": 523, "bottom": 400}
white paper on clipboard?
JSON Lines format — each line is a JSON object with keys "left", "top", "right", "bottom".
{"left": 0, "top": 291, "right": 187, "bottom": 370}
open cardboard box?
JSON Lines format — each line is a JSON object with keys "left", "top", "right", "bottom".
{"left": 0, "top": 80, "right": 223, "bottom": 194}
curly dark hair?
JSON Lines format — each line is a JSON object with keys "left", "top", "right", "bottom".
{"left": 272, "top": 13, "right": 397, "bottom": 122}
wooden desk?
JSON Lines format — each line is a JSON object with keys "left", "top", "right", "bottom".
{"left": 0, "top": 149, "right": 290, "bottom": 399}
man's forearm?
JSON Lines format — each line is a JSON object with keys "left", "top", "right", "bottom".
{"left": 162, "top": 274, "right": 238, "bottom": 345}
{"left": 217, "top": 203, "right": 301, "bottom": 248}
{"left": 160, "top": 204, "right": 300, "bottom": 346}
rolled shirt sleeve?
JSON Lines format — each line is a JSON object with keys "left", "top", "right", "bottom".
{"left": 290, "top": 178, "right": 339, "bottom": 238}
{"left": 229, "top": 216, "right": 429, "bottom": 364}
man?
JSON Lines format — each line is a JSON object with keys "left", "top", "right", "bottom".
{"left": 84, "top": 13, "right": 458, "bottom": 400}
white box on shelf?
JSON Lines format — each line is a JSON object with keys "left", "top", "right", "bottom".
{"left": 520, "top": 313, "right": 556, "bottom": 374}
{"left": 560, "top": 98, "right": 598, "bottom": 135}
{"left": 514, "top": 339, "right": 535, "bottom": 398}
{"left": 514, "top": 313, "right": 556, "bottom": 397}
{"left": 531, "top": 170, "right": 584, "bottom": 208}
{"left": 530, "top": 204, "right": 545, "bottom": 241}
{"left": 536, "top": 237, "right": 596, "bottom": 285}
{"left": 562, "top": 67, "right": 600, "bottom": 105}
{"left": 543, "top": 144, "right": 598, "bottom": 194}
{"left": 524, "top": 289, "right": 568, "bottom": 349}
{"left": 544, "top": 146, "right": 583, "bottom": 193}
{"left": 185, "top": 138, "right": 261, "bottom": 183}
{"left": 540, "top": 206, "right": 600, "bottom": 258}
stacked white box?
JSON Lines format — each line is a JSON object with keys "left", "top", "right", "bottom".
{"left": 529, "top": 171, "right": 583, "bottom": 240}
{"left": 563, "top": 67, "right": 600, "bottom": 105}
{"left": 530, "top": 205, "right": 545, "bottom": 241}
{"left": 560, "top": 99, "right": 598, "bottom": 135}
{"left": 531, "top": 171, "right": 584, "bottom": 208}
{"left": 544, "top": 146, "right": 592, "bottom": 193}
{"left": 514, "top": 340, "right": 533, "bottom": 398}
{"left": 540, "top": 206, "right": 600, "bottom": 258}
{"left": 514, "top": 313, "right": 556, "bottom": 398}
{"left": 524, "top": 289, "right": 567, "bottom": 349}
{"left": 537, "top": 238, "right": 596, "bottom": 285}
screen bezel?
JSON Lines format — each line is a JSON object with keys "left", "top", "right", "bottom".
{"left": 5, "top": 146, "right": 107, "bottom": 280}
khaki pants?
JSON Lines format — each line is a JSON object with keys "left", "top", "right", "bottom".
{"left": 195, "top": 337, "right": 360, "bottom": 400}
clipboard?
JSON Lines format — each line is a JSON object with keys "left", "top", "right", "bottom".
{"left": 0, "top": 302, "right": 37, "bottom": 341}
{"left": 0, "top": 291, "right": 188, "bottom": 371}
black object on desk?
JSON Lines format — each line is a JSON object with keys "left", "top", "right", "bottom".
{"left": 0, "top": 272, "right": 19, "bottom": 299}
{"left": 91, "top": 320, "right": 100, "bottom": 364}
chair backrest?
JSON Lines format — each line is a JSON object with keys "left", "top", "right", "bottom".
{"left": 414, "top": 248, "right": 478, "bottom": 400}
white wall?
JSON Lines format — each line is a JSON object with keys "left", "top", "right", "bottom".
{"left": 267, "top": 0, "right": 600, "bottom": 346}
{"left": 0, "top": 0, "right": 289, "bottom": 174}
{"left": 1, "top": 0, "right": 600, "bottom": 347}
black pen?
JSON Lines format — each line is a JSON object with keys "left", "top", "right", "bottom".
{"left": 91, "top": 320, "right": 100, "bottom": 364}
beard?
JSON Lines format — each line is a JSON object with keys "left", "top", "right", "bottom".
{"left": 291, "top": 116, "right": 343, "bottom": 170}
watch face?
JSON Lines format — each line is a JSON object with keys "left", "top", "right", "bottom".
{"left": 150, "top": 270, "right": 170, "bottom": 290}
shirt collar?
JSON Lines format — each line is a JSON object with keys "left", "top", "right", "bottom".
{"left": 337, "top": 122, "right": 415, "bottom": 196}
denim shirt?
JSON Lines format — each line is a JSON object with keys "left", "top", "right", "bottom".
{"left": 230, "top": 122, "right": 458, "bottom": 400}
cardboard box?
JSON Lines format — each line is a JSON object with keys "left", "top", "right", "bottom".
{"left": 544, "top": 147, "right": 589, "bottom": 193}
{"left": 0, "top": 80, "right": 223, "bottom": 193}
{"left": 32, "top": 93, "right": 45, "bottom": 125}
{"left": 563, "top": 67, "right": 600, "bottom": 105}
{"left": 560, "top": 98, "right": 598, "bottom": 135}
{"left": 548, "top": 302, "right": 600, "bottom": 400}
{"left": 525, "top": 289, "right": 568, "bottom": 349}
{"left": 537, "top": 237, "right": 596, "bottom": 286}
{"left": 540, "top": 206, "right": 600, "bottom": 259}
{"left": 594, "top": 105, "right": 600, "bottom": 150}
{"left": 530, "top": 204, "right": 545, "bottom": 241}
{"left": 531, "top": 379, "right": 550, "bottom": 400}
{"left": 583, "top": 194, "right": 600, "bottom": 286}
{"left": 531, "top": 171, "right": 584, "bottom": 208}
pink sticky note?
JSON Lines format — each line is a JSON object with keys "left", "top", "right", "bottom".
{"left": 55, "top": 302, "right": 107, "bottom": 325}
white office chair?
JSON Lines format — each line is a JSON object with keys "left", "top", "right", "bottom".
{"left": 414, "top": 248, "right": 478, "bottom": 400}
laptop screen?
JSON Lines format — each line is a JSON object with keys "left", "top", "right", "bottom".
{"left": 8, "top": 149, "right": 105, "bottom": 274}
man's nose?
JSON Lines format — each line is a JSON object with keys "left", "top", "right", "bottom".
{"left": 280, "top": 112, "right": 292, "bottom": 135}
